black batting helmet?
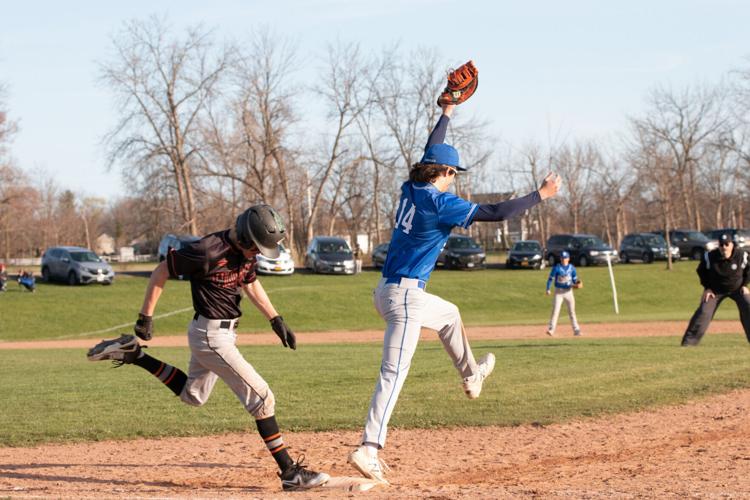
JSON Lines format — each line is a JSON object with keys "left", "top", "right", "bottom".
{"left": 235, "top": 204, "right": 286, "bottom": 258}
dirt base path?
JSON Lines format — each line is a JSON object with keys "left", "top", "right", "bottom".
{"left": 1, "top": 319, "right": 746, "bottom": 350}
{"left": 2, "top": 388, "right": 750, "bottom": 498}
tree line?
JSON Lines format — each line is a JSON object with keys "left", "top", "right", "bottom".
{"left": 2, "top": 16, "right": 750, "bottom": 263}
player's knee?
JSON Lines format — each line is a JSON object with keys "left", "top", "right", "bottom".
{"left": 247, "top": 388, "right": 276, "bottom": 419}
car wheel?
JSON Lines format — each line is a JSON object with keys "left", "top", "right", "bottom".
{"left": 622, "top": 253, "right": 630, "bottom": 264}
{"left": 548, "top": 255, "right": 556, "bottom": 267}
{"left": 691, "top": 248, "right": 703, "bottom": 260}
{"left": 506, "top": 262, "right": 514, "bottom": 269}
{"left": 578, "top": 255, "right": 589, "bottom": 267}
{"left": 67, "top": 271, "right": 78, "bottom": 286}
{"left": 42, "top": 267, "right": 51, "bottom": 282}
{"left": 643, "top": 252, "right": 654, "bottom": 264}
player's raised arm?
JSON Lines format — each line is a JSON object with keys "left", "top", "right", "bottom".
{"left": 473, "top": 172, "right": 562, "bottom": 223}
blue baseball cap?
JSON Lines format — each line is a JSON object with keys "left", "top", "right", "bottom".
{"left": 561, "top": 251, "right": 570, "bottom": 258}
{"left": 420, "top": 143, "right": 465, "bottom": 171}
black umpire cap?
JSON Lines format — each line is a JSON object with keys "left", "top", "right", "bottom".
{"left": 235, "top": 204, "right": 286, "bottom": 258}
{"left": 718, "top": 232, "right": 734, "bottom": 246}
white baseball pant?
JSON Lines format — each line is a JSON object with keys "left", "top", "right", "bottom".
{"left": 362, "top": 278, "right": 480, "bottom": 448}
{"left": 548, "top": 288, "right": 580, "bottom": 333}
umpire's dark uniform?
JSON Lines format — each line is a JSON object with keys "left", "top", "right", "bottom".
{"left": 681, "top": 240, "right": 750, "bottom": 346}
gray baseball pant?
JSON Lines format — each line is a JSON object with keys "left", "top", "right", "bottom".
{"left": 681, "top": 290, "right": 750, "bottom": 345}
{"left": 179, "top": 315, "right": 276, "bottom": 419}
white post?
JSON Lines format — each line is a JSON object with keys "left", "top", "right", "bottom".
{"left": 606, "top": 253, "right": 619, "bottom": 314}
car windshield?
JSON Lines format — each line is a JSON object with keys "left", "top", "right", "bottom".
{"left": 685, "top": 231, "right": 709, "bottom": 241}
{"left": 643, "top": 235, "right": 666, "bottom": 246}
{"left": 576, "top": 236, "right": 605, "bottom": 247}
{"left": 450, "top": 238, "right": 480, "bottom": 249}
{"left": 70, "top": 251, "right": 100, "bottom": 263}
{"left": 513, "top": 242, "right": 540, "bottom": 252}
{"left": 319, "top": 242, "right": 351, "bottom": 254}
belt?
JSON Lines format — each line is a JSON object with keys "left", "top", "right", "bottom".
{"left": 193, "top": 313, "right": 239, "bottom": 330}
{"left": 384, "top": 276, "right": 427, "bottom": 290}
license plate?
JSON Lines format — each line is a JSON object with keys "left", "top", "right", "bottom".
{"left": 467, "top": 262, "right": 474, "bottom": 268}
{"left": 521, "top": 261, "right": 529, "bottom": 267}
{"left": 96, "top": 274, "right": 104, "bottom": 282}
{"left": 274, "top": 266, "right": 283, "bottom": 271}
{"left": 334, "top": 266, "right": 343, "bottom": 272}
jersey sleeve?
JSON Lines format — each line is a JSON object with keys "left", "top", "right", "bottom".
{"left": 167, "top": 241, "right": 208, "bottom": 279}
{"left": 435, "top": 191, "right": 478, "bottom": 229}
{"left": 242, "top": 258, "right": 257, "bottom": 285}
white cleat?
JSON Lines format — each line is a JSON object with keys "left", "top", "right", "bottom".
{"left": 347, "top": 447, "right": 390, "bottom": 484}
{"left": 463, "top": 353, "right": 496, "bottom": 399}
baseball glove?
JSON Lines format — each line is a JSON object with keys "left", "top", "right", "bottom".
{"left": 437, "top": 60, "right": 478, "bottom": 106}
{"left": 573, "top": 280, "right": 583, "bottom": 289}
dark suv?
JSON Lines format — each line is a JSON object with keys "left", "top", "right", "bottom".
{"left": 437, "top": 234, "right": 486, "bottom": 269}
{"left": 704, "top": 228, "right": 750, "bottom": 251}
{"left": 620, "top": 233, "right": 679, "bottom": 263}
{"left": 658, "top": 229, "right": 717, "bottom": 260}
{"left": 545, "top": 234, "right": 619, "bottom": 266}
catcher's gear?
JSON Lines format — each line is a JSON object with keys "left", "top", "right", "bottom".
{"left": 437, "top": 60, "right": 478, "bottom": 107}
{"left": 573, "top": 280, "right": 583, "bottom": 289}
{"left": 271, "top": 315, "right": 296, "bottom": 350}
{"left": 134, "top": 313, "right": 153, "bottom": 341}
{"left": 236, "top": 204, "right": 286, "bottom": 259}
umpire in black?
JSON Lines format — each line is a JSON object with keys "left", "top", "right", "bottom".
{"left": 681, "top": 232, "right": 750, "bottom": 346}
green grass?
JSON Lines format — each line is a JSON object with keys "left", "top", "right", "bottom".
{"left": 2, "top": 334, "right": 750, "bottom": 447}
{"left": 0, "top": 260, "right": 727, "bottom": 341}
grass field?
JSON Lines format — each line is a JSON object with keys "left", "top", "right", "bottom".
{"left": 0, "top": 259, "right": 730, "bottom": 342}
{"left": 2, "top": 334, "right": 750, "bottom": 446}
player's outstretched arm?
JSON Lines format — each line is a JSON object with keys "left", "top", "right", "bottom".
{"left": 135, "top": 260, "right": 170, "bottom": 340}
{"left": 538, "top": 172, "right": 562, "bottom": 200}
{"left": 243, "top": 280, "right": 297, "bottom": 350}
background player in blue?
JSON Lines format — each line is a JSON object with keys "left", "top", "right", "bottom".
{"left": 545, "top": 250, "right": 582, "bottom": 336}
{"left": 347, "top": 98, "right": 562, "bottom": 483}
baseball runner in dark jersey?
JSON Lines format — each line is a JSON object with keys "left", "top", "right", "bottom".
{"left": 87, "top": 205, "right": 330, "bottom": 492}
{"left": 681, "top": 232, "right": 750, "bottom": 346}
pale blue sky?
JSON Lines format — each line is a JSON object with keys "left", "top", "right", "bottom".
{"left": 2, "top": 0, "right": 748, "bottom": 199}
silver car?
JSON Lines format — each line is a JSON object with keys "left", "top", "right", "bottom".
{"left": 41, "top": 246, "right": 115, "bottom": 285}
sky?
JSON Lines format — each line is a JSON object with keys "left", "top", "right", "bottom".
{"left": 1, "top": 0, "right": 748, "bottom": 200}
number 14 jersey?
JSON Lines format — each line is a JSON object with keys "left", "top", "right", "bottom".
{"left": 382, "top": 181, "right": 478, "bottom": 282}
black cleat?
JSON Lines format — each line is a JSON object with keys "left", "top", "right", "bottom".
{"left": 87, "top": 334, "right": 142, "bottom": 366}
{"left": 279, "top": 455, "right": 330, "bottom": 491}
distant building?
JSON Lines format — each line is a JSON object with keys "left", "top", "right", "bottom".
{"left": 95, "top": 233, "right": 116, "bottom": 255}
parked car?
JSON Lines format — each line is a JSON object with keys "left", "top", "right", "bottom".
{"left": 620, "top": 233, "right": 679, "bottom": 263}
{"left": 305, "top": 236, "right": 355, "bottom": 274}
{"left": 437, "top": 234, "right": 486, "bottom": 269}
{"left": 506, "top": 240, "right": 546, "bottom": 269}
{"left": 255, "top": 244, "right": 295, "bottom": 275}
{"left": 704, "top": 228, "right": 750, "bottom": 250}
{"left": 545, "top": 234, "right": 619, "bottom": 267}
{"left": 41, "top": 246, "right": 115, "bottom": 285}
{"left": 371, "top": 242, "right": 389, "bottom": 269}
{"left": 157, "top": 233, "right": 201, "bottom": 261}
{"left": 654, "top": 229, "right": 718, "bottom": 260}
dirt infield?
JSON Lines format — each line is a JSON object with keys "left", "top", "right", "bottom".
{"left": 3, "top": 321, "right": 750, "bottom": 498}
{"left": 0, "top": 319, "right": 745, "bottom": 350}
{"left": 2, "top": 388, "right": 750, "bottom": 498}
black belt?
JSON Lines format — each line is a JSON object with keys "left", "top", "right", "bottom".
{"left": 193, "top": 313, "right": 239, "bottom": 330}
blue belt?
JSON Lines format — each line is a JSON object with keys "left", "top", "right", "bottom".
{"left": 385, "top": 276, "right": 427, "bottom": 290}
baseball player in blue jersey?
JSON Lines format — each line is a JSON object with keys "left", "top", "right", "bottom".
{"left": 347, "top": 98, "right": 562, "bottom": 483}
{"left": 545, "top": 251, "right": 582, "bottom": 336}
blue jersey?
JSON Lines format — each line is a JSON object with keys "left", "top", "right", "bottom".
{"left": 382, "top": 181, "right": 478, "bottom": 282}
{"left": 546, "top": 263, "right": 578, "bottom": 290}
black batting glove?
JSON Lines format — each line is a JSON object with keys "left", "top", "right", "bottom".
{"left": 134, "top": 313, "right": 153, "bottom": 341}
{"left": 270, "top": 315, "right": 296, "bottom": 350}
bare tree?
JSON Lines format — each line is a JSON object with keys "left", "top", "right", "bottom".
{"left": 100, "top": 16, "right": 231, "bottom": 235}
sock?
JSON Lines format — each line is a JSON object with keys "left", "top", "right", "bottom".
{"left": 256, "top": 416, "right": 294, "bottom": 471}
{"left": 363, "top": 442, "right": 379, "bottom": 458}
{"left": 133, "top": 353, "right": 187, "bottom": 397}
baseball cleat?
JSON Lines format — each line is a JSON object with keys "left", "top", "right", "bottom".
{"left": 463, "top": 353, "right": 496, "bottom": 399}
{"left": 279, "top": 455, "right": 330, "bottom": 491}
{"left": 574, "top": 329, "right": 582, "bottom": 336}
{"left": 87, "top": 334, "right": 141, "bottom": 366}
{"left": 546, "top": 329, "right": 554, "bottom": 336}
{"left": 347, "top": 447, "right": 390, "bottom": 484}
